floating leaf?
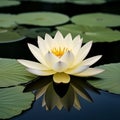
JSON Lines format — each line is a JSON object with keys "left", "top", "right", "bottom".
{"left": 88, "top": 63, "right": 120, "bottom": 94}
{"left": 0, "top": 14, "right": 16, "bottom": 28}
{"left": 56, "top": 24, "right": 120, "bottom": 42}
{"left": 0, "top": 28, "right": 25, "bottom": 43}
{"left": 71, "top": 13, "right": 120, "bottom": 27}
{"left": 68, "top": 0, "right": 106, "bottom": 5}
{"left": 15, "top": 12, "right": 69, "bottom": 26}
{"left": 30, "top": 0, "right": 66, "bottom": 3}
{"left": 0, "top": 86, "right": 34, "bottom": 119}
{"left": 21, "top": 0, "right": 106, "bottom": 4}
{"left": 0, "top": 0, "right": 20, "bottom": 7}
{"left": 0, "top": 58, "right": 37, "bottom": 87}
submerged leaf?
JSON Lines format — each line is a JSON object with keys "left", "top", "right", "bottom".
{"left": 16, "top": 27, "right": 51, "bottom": 38}
{"left": 0, "top": 58, "right": 37, "bottom": 87}
{"left": 0, "top": 86, "right": 34, "bottom": 119}
{"left": 88, "top": 63, "right": 120, "bottom": 94}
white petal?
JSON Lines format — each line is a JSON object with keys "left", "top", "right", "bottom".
{"left": 73, "top": 35, "right": 83, "bottom": 44}
{"left": 37, "top": 35, "right": 44, "bottom": 42}
{"left": 17, "top": 59, "right": 49, "bottom": 70}
{"left": 72, "top": 35, "right": 83, "bottom": 56}
{"left": 73, "top": 41, "right": 93, "bottom": 66}
{"left": 28, "top": 43, "right": 48, "bottom": 67}
{"left": 45, "top": 52, "right": 59, "bottom": 67}
{"left": 27, "top": 68, "right": 56, "bottom": 76}
{"left": 53, "top": 73, "right": 70, "bottom": 83}
{"left": 37, "top": 36, "right": 48, "bottom": 55}
{"left": 45, "top": 33, "right": 53, "bottom": 41}
{"left": 74, "top": 68, "right": 104, "bottom": 77}
{"left": 44, "top": 33, "right": 54, "bottom": 49}
{"left": 81, "top": 55, "right": 102, "bottom": 66}
{"left": 65, "top": 65, "right": 89, "bottom": 74}
{"left": 64, "top": 33, "right": 72, "bottom": 48}
{"left": 53, "top": 61, "right": 67, "bottom": 72}
{"left": 60, "top": 51, "right": 74, "bottom": 65}
{"left": 54, "top": 31, "right": 64, "bottom": 42}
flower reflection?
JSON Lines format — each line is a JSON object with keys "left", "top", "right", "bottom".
{"left": 24, "top": 76, "right": 99, "bottom": 111}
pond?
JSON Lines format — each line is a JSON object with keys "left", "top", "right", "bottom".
{"left": 0, "top": 0, "right": 120, "bottom": 120}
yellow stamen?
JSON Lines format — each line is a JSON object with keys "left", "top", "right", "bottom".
{"left": 51, "top": 47, "right": 68, "bottom": 57}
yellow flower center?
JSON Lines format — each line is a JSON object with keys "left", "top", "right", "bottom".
{"left": 51, "top": 47, "right": 68, "bottom": 57}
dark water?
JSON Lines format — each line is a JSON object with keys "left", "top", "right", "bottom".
{"left": 11, "top": 90, "right": 120, "bottom": 120}
{"left": 0, "top": 1, "right": 120, "bottom": 120}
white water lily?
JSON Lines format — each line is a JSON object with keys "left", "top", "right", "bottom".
{"left": 17, "top": 31, "right": 104, "bottom": 83}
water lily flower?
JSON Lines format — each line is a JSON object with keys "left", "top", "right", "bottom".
{"left": 17, "top": 31, "right": 104, "bottom": 83}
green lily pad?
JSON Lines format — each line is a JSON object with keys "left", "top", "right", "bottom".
{"left": 0, "top": 86, "right": 34, "bottom": 119}
{"left": 0, "top": 0, "right": 20, "bottom": 7}
{"left": 71, "top": 13, "right": 120, "bottom": 27}
{"left": 0, "top": 14, "right": 16, "bottom": 28}
{"left": 68, "top": 0, "right": 106, "bottom": 5}
{"left": 0, "top": 28, "right": 25, "bottom": 43}
{"left": 21, "top": 0, "right": 106, "bottom": 4}
{"left": 0, "top": 58, "right": 37, "bottom": 87}
{"left": 88, "top": 63, "right": 120, "bottom": 94}
{"left": 15, "top": 12, "right": 69, "bottom": 26}
{"left": 30, "top": 0, "right": 66, "bottom": 3}
{"left": 56, "top": 24, "right": 120, "bottom": 42}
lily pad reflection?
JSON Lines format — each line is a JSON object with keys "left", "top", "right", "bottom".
{"left": 24, "top": 76, "right": 99, "bottom": 111}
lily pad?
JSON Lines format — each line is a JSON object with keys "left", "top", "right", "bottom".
{"left": 68, "top": 0, "right": 106, "bottom": 5}
{"left": 0, "top": 86, "right": 34, "bottom": 119}
{"left": 71, "top": 13, "right": 120, "bottom": 27}
{"left": 0, "top": 58, "right": 37, "bottom": 87}
{"left": 0, "top": 14, "right": 16, "bottom": 28}
{"left": 0, "top": 0, "right": 20, "bottom": 7}
{"left": 31, "top": 0, "right": 66, "bottom": 3}
{"left": 56, "top": 24, "right": 120, "bottom": 42}
{"left": 15, "top": 12, "right": 69, "bottom": 26}
{"left": 88, "top": 63, "right": 120, "bottom": 94}
{"left": 0, "top": 29, "right": 25, "bottom": 43}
